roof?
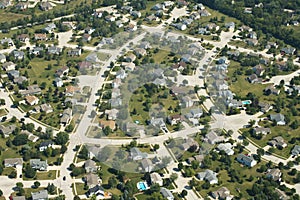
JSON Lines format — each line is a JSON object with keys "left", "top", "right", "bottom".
{"left": 85, "top": 159, "right": 97, "bottom": 169}
{"left": 31, "top": 190, "right": 48, "bottom": 200}
{"left": 40, "top": 140, "right": 54, "bottom": 147}
{"left": 160, "top": 187, "right": 173, "bottom": 199}
{"left": 4, "top": 158, "right": 23, "bottom": 166}
{"left": 85, "top": 173, "right": 99, "bottom": 186}
{"left": 13, "top": 196, "right": 26, "bottom": 200}
{"left": 291, "top": 145, "right": 300, "bottom": 156}
{"left": 99, "top": 119, "right": 115, "bottom": 130}
{"left": 212, "top": 187, "right": 232, "bottom": 200}
{"left": 150, "top": 172, "right": 162, "bottom": 183}
{"left": 270, "top": 113, "right": 285, "bottom": 123}
{"left": 141, "top": 158, "right": 153, "bottom": 169}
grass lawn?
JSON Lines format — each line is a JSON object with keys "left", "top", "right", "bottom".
{"left": 151, "top": 49, "right": 170, "bottom": 64}
{"left": 0, "top": 9, "right": 29, "bottom": 23}
{"left": 2, "top": 167, "right": 16, "bottom": 176}
{"left": 23, "top": 170, "right": 57, "bottom": 180}
{"left": 75, "top": 183, "right": 87, "bottom": 195}
{"left": 0, "top": 108, "right": 7, "bottom": 117}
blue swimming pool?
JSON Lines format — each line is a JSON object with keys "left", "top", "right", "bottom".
{"left": 242, "top": 100, "right": 252, "bottom": 105}
{"left": 137, "top": 182, "right": 148, "bottom": 191}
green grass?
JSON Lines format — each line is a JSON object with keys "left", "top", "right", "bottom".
{"left": 23, "top": 170, "right": 57, "bottom": 180}
{"left": 2, "top": 167, "right": 16, "bottom": 176}
{"left": 75, "top": 183, "right": 87, "bottom": 195}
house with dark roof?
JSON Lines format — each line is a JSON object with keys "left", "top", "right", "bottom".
{"left": 291, "top": 145, "right": 300, "bottom": 156}
{"left": 39, "top": 141, "right": 54, "bottom": 152}
{"left": 236, "top": 154, "right": 257, "bottom": 167}
{"left": 160, "top": 187, "right": 174, "bottom": 200}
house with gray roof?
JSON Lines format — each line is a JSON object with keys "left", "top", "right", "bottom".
{"left": 150, "top": 117, "right": 166, "bottom": 128}
{"left": 0, "top": 53, "right": 6, "bottom": 63}
{"left": 266, "top": 168, "right": 282, "bottom": 181}
{"left": 204, "top": 130, "right": 225, "bottom": 144}
{"left": 61, "top": 108, "right": 72, "bottom": 125}
{"left": 268, "top": 136, "right": 287, "bottom": 148}
{"left": 13, "top": 196, "right": 26, "bottom": 200}
{"left": 160, "top": 187, "right": 174, "bottom": 200}
{"left": 7, "top": 70, "right": 20, "bottom": 80}
{"left": 0, "top": 124, "right": 16, "bottom": 137}
{"left": 85, "top": 173, "right": 100, "bottom": 188}
{"left": 12, "top": 50, "right": 25, "bottom": 60}
{"left": 47, "top": 46, "right": 62, "bottom": 55}
{"left": 130, "top": 147, "right": 147, "bottom": 161}
{"left": 291, "top": 145, "right": 300, "bottom": 156}
{"left": 270, "top": 114, "right": 286, "bottom": 125}
{"left": 141, "top": 158, "right": 154, "bottom": 172}
{"left": 236, "top": 154, "right": 257, "bottom": 167}
{"left": 217, "top": 143, "right": 234, "bottom": 156}
{"left": 253, "top": 127, "right": 271, "bottom": 135}
{"left": 31, "top": 190, "right": 48, "bottom": 200}
{"left": 4, "top": 158, "right": 23, "bottom": 168}
{"left": 197, "top": 169, "right": 218, "bottom": 184}
{"left": 30, "top": 159, "right": 48, "bottom": 171}
{"left": 211, "top": 187, "right": 233, "bottom": 200}
{"left": 85, "top": 159, "right": 98, "bottom": 173}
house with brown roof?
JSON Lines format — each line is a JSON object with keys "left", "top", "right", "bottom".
{"left": 78, "top": 61, "right": 93, "bottom": 71}
{"left": 17, "top": 34, "right": 29, "bottom": 42}
{"left": 4, "top": 158, "right": 23, "bottom": 168}
{"left": 99, "top": 120, "right": 116, "bottom": 130}
{"left": 25, "top": 95, "right": 39, "bottom": 106}
{"left": 65, "top": 85, "right": 80, "bottom": 96}
{"left": 85, "top": 173, "right": 101, "bottom": 188}
{"left": 211, "top": 187, "right": 233, "bottom": 200}
{"left": 39, "top": 1, "right": 53, "bottom": 11}
{"left": 34, "top": 33, "right": 47, "bottom": 41}
{"left": 55, "top": 66, "right": 69, "bottom": 78}
{"left": 61, "top": 108, "right": 72, "bottom": 125}
{"left": 167, "top": 114, "right": 182, "bottom": 125}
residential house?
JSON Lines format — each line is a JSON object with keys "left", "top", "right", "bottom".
{"left": 17, "top": 34, "right": 29, "bottom": 42}
{"left": 0, "top": 53, "right": 6, "bottom": 63}
{"left": 266, "top": 42, "right": 278, "bottom": 49}
{"left": 270, "top": 113, "right": 286, "bottom": 125}
{"left": 291, "top": 145, "right": 300, "bottom": 157}
{"left": 215, "top": 80, "right": 229, "bottom": 90}
{"left": 39, "top": 141, "right": 54, "bottom": 152}
{"left": 197, "top": 169, "right": 218, "bottom": 184}
{"left": 150, "top": 117, "right": 166, "bottom": 128}
{"left": 30, "top": 159, "right": 48, "bottom": 171}
{"left": 151, "top": 3, "right": 164, "bottom": 11}
{"left": 247, "top": 74, "right": 259, "bottom": 84}
{"left": 25, "top": 95, "right": 39, "bottom": 106}
{"left": 85, "top": 173, "right": 100, "bottom": 188}
{"left": 206, "top": 23, "right": 219, "bottom": 31}
{"left": 253, "top": 65, "right": 265, "bottom": 76}
{"left": 141, "top": 158, "right": 153, "bottom": 172}
{"left": 264, "top": 85, "right": 280, "bottom": 95}
{"left": 174, "top": 23, "right": 187, "bottom": 31}
{"left": 125, "top": 23, "right": 137, "bottom": 32}
{"left": 31, "top": 190, "right": 48, "bottom": 200}
{"left": 99, "top": 119, "right": 116, "bottom": 130}
{"left": 167, "top": 114, "right": 182, "bottom": 125}
{"left": 187, "top": 154, "right": 204, "bottom": 164}
{"left": 204, "top": 130, "right": 225, "bottom": 144}
{"left": 258, "top": 102, "right": 271, "bottom": 113}
{"left": 39, "top": 1, "right": 53, "bottom": 11}
{"left": 0, "top": 124, "right": 16, "bottom": 137}
{"left": 105, "top": 15, "right": 115, "bottom": 22}
{"left": 181, "top": 96, "right": 193, "bottom": 108}
{"left": 82, "top": 34, "right": 91, "bottom": 42}
{"left": 68, "top": 48, "right": 82, "bottom": 56}
{"left": 145, "top": 14, "right": 157, "bottom": 22}
{"left": 109, "top": 98, "right": 122, "bottom": 107}
{"left": 124, "top": 53, "right": 136, "bottom": 62}
{"left": 181, "top": 138, "right": 199, "bottom": 151}
{"left": 116, "top": 69, "right": 127, "bottom": 79}
{"left": 217, "top": 143, "right": 234, "bottom": 156}
{"left": 248, "top": 31, "right": 257, "bottom": 39}
{"left": 7, "top": 70, "right": 20, "bottom": 80}
{"left": 39, "top": 104, "right": 53, "bottom": 114}
{"left": 253, "top": 127, "right": 271, "bottom": 135}
{"left": 164, "top": 1, "right": 174, "bottom": 7}
{"left": 275, "top": 188, "right": 289, "bottom": 200}
{"left": 85, "top": 159, "right": 98, "bottom": 173}
{"left": 12, "top": 50, "right": 25, "bottom": 60}
{"left": 125, "top": 122, "right": 145, "bottom": 137}
{"left": 227, "top": 99, "right": 243, "bottom": 109}
{"left": 101, "top": 37, "right": 114, "bottom": 44}
{"left": 172, "top": 61, "right": 187, "bottom": 70}
{"left": 131, "top": 10, "right": 141, "bottom": 18}
{"left": 236, "top": 154, "right": 257, "bottom": 167}
{"left": 85, "top": 27, "right": 95, "bottom": 34}
{"left": 177, "top": 0, "right": 188, "bottom": 6}
{"left": 65, "top": 85, "right": 80, "bottom": 96}
{"left": 34, "top": 33, "right": 47, "bottom": 41}
{"left": 21, "top": 130, "right": 39, "bottom": 142}
{"left": 31, "top": 47, "right": 44, "bottom": 55}
{"left": 281, "top": 47, "right": 296, "bottom": 55}
{"left": 2, "top": 61, "right": 15, "bottom": 71}
{"left": 0, "top": 37, "right": 13, "bottom": 46}
{"left": 0, "top": 0, "right": 11, "bottom": 8}
{"left": 130, "top": 147, "right": 147, "bottom": 161}
{"left": 139, "top": 41, "right": 151, "bottom": 49}
{"left": 150, "top": 172, "right": 163, "bottom": 186}
{"left": 43, "top": 23, "right": 56, "bottom": 33}
{"left": 93, "top": 10, "right": 103, "bottom": 18}
{"left": 105, "top": 109, "right": 119, "bottom": 120}
{"left": 60, "top": 108, "right": 72, "bottom": 125}
{"left": 87, "top": 185, "right": 105, "bottom": 198}
{"left": 54, "top": 77, "right": 63, "bottom": 87}
{"left": 111, "top": 88, "right": 121, "bottom": 98}
{"left": 211, "top": 187, "right": 233, "bottom": 200}
{"left": 48, "top": 46, "right": 62, "bottom": 55}
{"left": 268, "top": 136, "right": 287, "bottom": 148}
{"left": 62, "top": 21, "right": 76, "bottom": 30}
{"left": 77, "top": 61, "right": 92, "bottom": 71}
{"left": 15, "top": 2, "right": 28, "bottom": 10}
{"left": 292, "top": 21, "right": 299, "bottom": 26}
{"left": 225, "top": 22, "right": 235, "bottom": 30}
{"left": 246, "top": 38, "right": 258, "bottom": 46}
{"left": 4, "top": 158, "right": 23, "bottom": 168}
{"left": 266, "top": 168, "right": 282, "bottom": 181}
{"left": 153, "top": 78, "right": 166, "bottom": 86}
{"left": 134, "top": 48, "right": 147, "bottom": 57}
{"left": 160, "top": 187, "right": 174, "bottom": 200}
{"left": 13, "top": 196, "right": 26, "bottom": 200}
{"left": 20, "top": 85, "right": 41, "bottom": 96}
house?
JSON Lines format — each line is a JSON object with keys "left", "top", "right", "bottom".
{"left": 30, "top": 159, "right": 48, "bottom": 171}
{"left": 124, "top": 53, "right": 136, "bottom": 62}
{"left": 253, "top": 127, "right": 271, "bottom": 135}
{"left": 275, "top": 188, "right": 289, "bottom": 200}
{"left": 247, "top": 74, "right": 259, "bottom": 83}
{"left": 17, "top": 34, "right": 29, "bottom": 42}
{"left": 131, "top": 10, "right": 141, "bottom": 18}
{"left": 87, "top": 185, "right": 105, "bottom": 198}
{"left": 140, "top": 41, "right": 151, "bottom": 49}
{"left": 197, "top": 169, "right": 218, "bottom": 184}
{"left": 111, "top": 88, "right": 121, "bottom": 98}
{"left": 0, "top": 37, "right": 13, "bottom": 46}
{"left": 225, "top": 22, "right": 235, "bottom": 30}
{"left": 266, "top": 168, "right": 282, "bottom": 181}
{"left": 167, "top": 114, "right": 182, "bottom": 125}
{"left": 93, "top": 10, "right": 103, "bottom": 18}
{"left": 236, "top": 154, "right": 257, "bottom": 167}
{"left": 101, "top": 37, "right": 114, "bottom": 45}
{"left": 0, "top": 124, "right": 16, "bottom": 137}
{"left": 183, "top": 18, "right": 194, "bottom": 26}
{"left": 292, "top": 21, "right": 299, "bottom": 26}
{"left": 20, "top": 85, "right": 41, "bottom": 96}
{"left": 291, "top": 145, "right": 300, "bottom": 157}
{"left": 281, "top": 47, "right": 296, "bottom": 55}
{"left": 25, "top": 95, "right": 39, "bottom": 106}
{"left": 125, "top": 122, "right": 145, "bottom": 136}
{"left": 217, "top": 143, "right": 234, "bottom": 156}
{"left": 227, "top": 99, "right": 243, "bottom": 109}
{"left": 2, "top": 61, "right": 15, "bottom": 71}
{"left": 12, "top": 50, "right": 25, "bottom": 60}
{"left": 153, "top": 78, "right": 166, "bottom": 86}
{"left": 85, "top": 27, "right": 95, "bottom": 34}
{"left": 0, "top": 53, "right": 6, "bottom": 63}
{"left": 248, "top": 31, "right": 257, "bottom": 39}
{"left": 177, "top": 0, "right": 188, "bottom": 6}
{"left": 246, "top": 38, "right": 258, "bottom": 46}
{"left": 116, "top": 69, "right": 126, "bottom": 79}
{"left": 264, "top": 85, "right": 280, "bottom": 95}
{"left": 85, "top": 52, "right": 100, "bottom": 63}
{"left": 109, "top": 98, "right": 122, "bottom": 107}
{"left": 39, "top": 104, "right": 53, "bottom": 114}
{"left": 0, "top": 0, "right": 11, "bottom": 8}
{"left": 130, "top": 147, "right": 147, "bottom": 161}
{"left": 43, "top": 23, "right": 56, "bottom": 33}
{"left": 134, "top": 48, "right": 147, "bottom": 57}
{"left": 7, "top": 70, "right": 20, "bottom": 80}
{"left": 227, "top": 50, "right": 240, "bottom": 58}
{"left": 205, "top": 130, "right": 225, "bottom": 144}
{"left": 15, "top": 2, "right": 28, "bottom": 10}
{"left": 34, "top": 33, "right": 47, "bottom": 41}
{"left": 150, "top": 172, "right": 163, "bottom": 186}
{"left": 48, "top": 46, "right": 62, "bottom": 55}
{"left": 215, "top": 80, "right": 229, "bottom": 90}
{"left": 126, "top": 23, "right": 137, "bottom": 32}
{"left": 85, "top": 173, "right": 100, "bottom": 188}
{"left": 199, "top": 9, "right": 211, "bottom": 16}
{"left": 60, "top": 108, "right": 72, "bottom": 125}
{"left": 145, "top": 14, "right": 157, "bottom": 22}
{"left": 181, "top": 96, "right": 193, "bottom": 108}
{"left": 31, "top": 47, "right": 44, "bottom": 55}
{"left": 270, "top": 113, "right": 286, "bottom": 125}
{"left": 85, "top": 159, "right": 98, "bottom": 173}
{"left": 151, "top": 3, "right": 164, "bottom": 10}
{"left": 164, "top": 1, "right": 174, "bottom": 7}
{"left": 174, "top": 23, "right": 187, "bottom": 31}
{"left": 82, "top": 34, "right": 91, "bottom": 42}
{"left": 99, "top": 119, "right": 116, "bottom": 130}
{"left": 39, "top": 141, "right": 54, "bottom": 152}
{"left": 211, "top": 187, "right": 233, "bottom": 200}
{"left": 268, "top": 136, "right": 287, "bottom": 148}
{"left": 141, "top": 158, "right": 153, "bottom": 172}
{"left": 13, "top": 196, "right": 26, "bottom": 200}
{"left": 112, "top": 78, "right": 121, "bottom": 88}
{"left": 187, "top": 155, "right": 204, "bottom": 164}
{"left": 68, "top": 48, "right": 82, "bottom": 56}
{"left": 78, "top": 61, "right": 93, "bottom": 71}
{"left": 62, "top": 21, "right": 76, "bottom": 30}
{"left": 105, "top": 109, "right": 119, "bottom": 120}
{"left": 21, "top": 130, "right": 39, "bottom": 142}
{"left": 253, "top": 65, "right": 265, "bottom": 76}
{"left": 172, "top": 61, "right": 187, "bottom": 70}
{"left": 105, "top": 15, "right": 115, "bottom": 22}
{"left": 54, "top": 77, "right": 63, "bottom": 87}
{"left": 65, "top": 85, "right": 80, "bottom": 96}
{"left": 31, "top": 190, "right": 48, "bottom": 200}
{"left": 4, "top": 158, "right": 23, "bottom": 168}
{"left": 150, "top": 117, "right": 166, "bottom": 128}
{"left": 160, "top": 187, "right": 174, "bottom": 200}
{"left": 39, "top": 1, "right": 53, "bottom": 11}
{"left": 181, "top": 138, "right": 199, "bottom": 151}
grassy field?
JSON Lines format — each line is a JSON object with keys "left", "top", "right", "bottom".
{"left": 23, "top": 170, "right": 57, "bottom": 180}
{"left": 75, "top": 183, "right": 87, "bottom": 195}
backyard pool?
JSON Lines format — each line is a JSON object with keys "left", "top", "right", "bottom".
{"left": 242, "top": 100, "right": 252, "bottom": 105}
{"left": 137, "top": 181, "right": 148, "bottom": 191}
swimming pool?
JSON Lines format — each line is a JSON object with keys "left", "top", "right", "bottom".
{"left": 242, "top": 100, "right": 252, "bottom": 105}
{"left": 137, "top": 182, "right": 148, "bottom": 191}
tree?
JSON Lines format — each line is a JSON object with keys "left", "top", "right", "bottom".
{"left": 46, "top": 183, "right": 57, "bottom": 194}
{"left": 0, "top": 189, "right": 2, "bottom": 196}
{"left": 153, "top": 144, "right": 160, "bottom": 151}
{"left": 33, "top": 181, "right": 40, "bottom": 188}
{"left": 24, "top": 164, "right": 36, "bottom": 178}
{"left": 108, "top": 176, "right": 118, "bottom": 188}
{"left": 150, "top": 183, "right": 160, "bottom": 194}
{"left": 12, "top": 134, "right": 28, "bottom": 146}
{"left": 55, "top": 132, "right": 69, "bottom": 145}
{"left": 181, "top": 189, "right": 188, "bottom": 197}
{"left": 8, "top": 170, "right": 17, "bottom": 178}
{"left": 170, "top": 173, "right": 178, "bottom": 182}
